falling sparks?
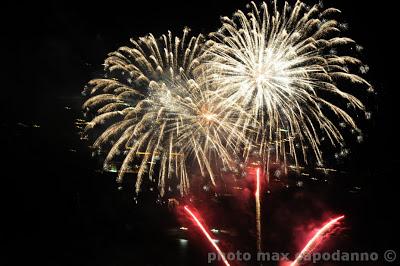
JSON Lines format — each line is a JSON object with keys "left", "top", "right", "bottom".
{"left": 184, "top": 206, "right": 230, "bottom": 266}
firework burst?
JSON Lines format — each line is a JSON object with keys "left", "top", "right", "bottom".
{"left": 81, "top": 1, "right": 372, "bottom": 197}
{"left": 199, "top": 0, "right": 372, "bottom": 169}
{"left": 82, "top": 29, "right": 246, "bottom": 195}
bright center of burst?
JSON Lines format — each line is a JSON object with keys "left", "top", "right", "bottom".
{"left": 252, "top": 48, "right": 292, "bottom": 89}
{"left": 203, "top": 113, "right": 215, "bottom": 120}
{"left": 200, "top": 112, "right": 216, "bottom": 125}
{"left": 198, "top": 105, "right": 216, "bottom": 125}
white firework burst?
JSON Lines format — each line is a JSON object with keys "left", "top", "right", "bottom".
{"left": 82, "top": 30, "right": 245, "bottom": 196}
{"left": 199, "top": 0, "right": 372, "bottom": 169}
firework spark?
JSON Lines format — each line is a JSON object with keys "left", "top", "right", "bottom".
{"left": 291, "top": 215, "right": 345, "bottom": 266}
{"left": 82, "top": 30, "right": 245, "bottom": 196}
{"left": 184, "top": 206, "right": 230, "bottom": 266}
{"left": 102, "top": 28, "right": 204, "bottom": 86}
{"left": 200, "top": 0, "right": 371, "bottom": 169}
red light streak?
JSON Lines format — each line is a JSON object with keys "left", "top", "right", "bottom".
{"left": 291, "top": 215, "right": 345, "bottom": 266}
{"left": 255, "top": 167, "right": 262, "bottom": 252}
{"left": 184, "top": 206, "right": 230, "bottom": 266}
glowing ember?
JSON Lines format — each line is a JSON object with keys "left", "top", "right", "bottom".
{"left": 291, "top": 215, "right": 345, "bottom": 266}
{"left": 184, "top": 206, "right": 230, "bottom": 266}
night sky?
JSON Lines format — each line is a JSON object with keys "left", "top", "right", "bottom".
{"left": 4, "top": 1, "right": 399, "bottom": 265}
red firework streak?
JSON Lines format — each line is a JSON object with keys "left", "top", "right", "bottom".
{"left": 184, "top": 206, "right": 230, "bottom": 266}
{"left": 290, "top": 215, "right": 345, "bottom": 266}
{"left": 255, "top": 168, "right": 262, "bottom": 253}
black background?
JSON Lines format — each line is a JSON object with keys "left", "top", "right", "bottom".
{"left": 4, "top": 0, "right": 399, "bottom": 265}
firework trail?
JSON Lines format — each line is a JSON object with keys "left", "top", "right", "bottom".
{"left": 255, "top": 167, "right": 262, "bottom": 253}
{"left": 184, "top": 206, "right": 230, "bottom": 266}
{"left": 291, "top": 215, "right": 345, "bottom": 266}
{"left": 200, "top": 0, "right": 371, "bottom": 170}
{"left": 82, "top": 30, "right": 246, "bottom": 196}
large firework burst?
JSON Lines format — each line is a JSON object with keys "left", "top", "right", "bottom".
{"left": 199, "top": 0, "right": 372, "bottom": 169}
{"left": 82, "top": 30, "right": 245, "bottom": 196}
{"left": 81, "top": 1, "right": 372, "bottom": 196}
